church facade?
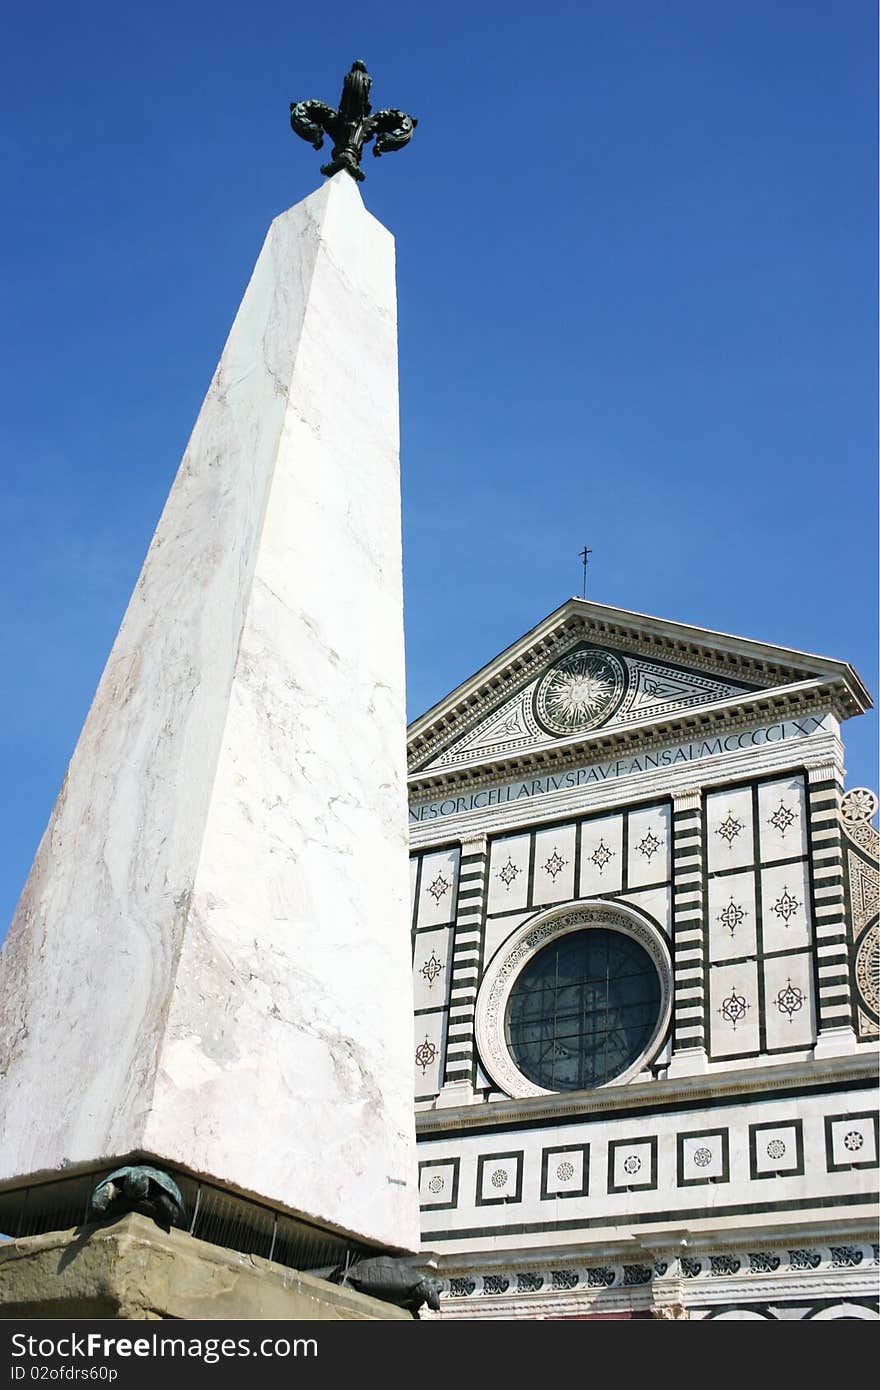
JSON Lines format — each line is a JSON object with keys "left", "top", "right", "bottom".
{"left": 407, "top": 599, "right": 879, "bottom": 1319}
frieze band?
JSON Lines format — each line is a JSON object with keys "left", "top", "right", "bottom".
{"left": 410, "top": 716, "right": 829, "bottom": 824}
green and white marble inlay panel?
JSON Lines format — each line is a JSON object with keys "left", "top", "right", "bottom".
{"left": 412, "top": 926, "right": 454, "bottom": 1012}
{"left": 487, "top": 834, "right": 531, "bottom": 915}
{"left": 709, "top": 959, "right": 760, "bottom": 1057}
{"left": 760, "top": 860, "right": 812, "bottom": 954}
{"left": 709, "top": 870, "right": 758, "bottom": 962}
{"left": 416, "top": 847, "right": 460, "bottom": 929}
{"left": 758, "top": 774, "right": 808, "bottom": 862}
{"left": 763, "top": 951, "right": 815, "bottom": 1050}
{"left": 532, "top": 824, "right": 577, "bottom": 906}
{"left": 579, "top": 814, "right": 624, "bottom": 897}
{"left": 706, "top": 786, "right": 755, "bottom": 873}
{"left": 627, "top": 804, "right": 671, "bottom": 888}
{"left": 414, "top": 1012, "right": 447, "bottom": 1100}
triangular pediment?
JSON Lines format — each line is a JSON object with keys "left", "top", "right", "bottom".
{"left": 408, "top": 599, "right": 870, "bottom": 776}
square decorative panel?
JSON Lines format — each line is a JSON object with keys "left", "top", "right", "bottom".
{"left": 758, "top": 775, "right": 808, "bottom": 861}
{"left": 579, "top": 814, "right": 624, "bottom": 897}
{"left": 762, "top": 950, "right": 815, "bottom": 1051}
{"left": 607, "top": 1136, "right": 658, "bottom": 1193}
{"left": 476, "top": 1151, "right": 523, "bottom": 1206}
{"left": 415, "top": 847, "right": 460, "bottom": 928}
{"left": 418, "top": 1157, "right": 460, "bottom": 1211}
{"left": 707, "top": 869, "right": 757, "bottom": 963}
{"left": 749, "top": 1120, "right": 804, "bottom": 1179}
{"left": 413, "top": 1012, "right": 446, "bottom": 1101}
{"left": 627, "top": 803, "right": 671, "bottom": 889}
{"left": 824, "top": 1113, "right": 879, "bottom": 1172}
{"left": 677, "top": 1129, "right": 730, "bottom": 1186}
{"left": 705, "top": 786, "right": 755, "bottom": 873}
{"left": 760, "top": 859, "right": 812, "bottom": 953}
{"left": 412, "top": 925, "right": 453, "bottom": 1012}
{"left": 487, "top": 835, "right": 530, "bottom": 914}
{"left": 541, "top": 1143, "right": 590, "bottom": 1200}
{"left": 532, "top": 824, "right": 577, "bottom": 907}
{"left": 709, "top": 959, "right": 760, "bottom": 1058}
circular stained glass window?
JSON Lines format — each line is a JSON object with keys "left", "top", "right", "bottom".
{"left": 504, "top": 929, "right": 661, "bottom": 1091}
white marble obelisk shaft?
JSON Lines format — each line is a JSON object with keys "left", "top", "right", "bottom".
{"left": 0, "top": 174, "right": 419, "bottom": 1252}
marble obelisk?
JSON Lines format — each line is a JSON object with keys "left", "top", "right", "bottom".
{"left": 0, "top": 172, "right": 419, "bottom": 1253}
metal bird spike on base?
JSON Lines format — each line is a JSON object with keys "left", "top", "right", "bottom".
{"left": 291, "top": 59, "right": 417, "bottom": 182}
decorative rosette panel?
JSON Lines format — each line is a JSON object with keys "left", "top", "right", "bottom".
{"left": 533, "top": 647, "right": 627, "bottom": 736}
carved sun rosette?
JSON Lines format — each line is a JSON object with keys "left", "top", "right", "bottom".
{"left": 533, "top": 647, "right": 627, "bottom": 737}
{"left": 841, "top": 787, "right": 880, "bottom": 857}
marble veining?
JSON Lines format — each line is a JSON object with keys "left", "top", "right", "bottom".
{"left": 0, "top": 174, "right": 419, "bottom": 1252}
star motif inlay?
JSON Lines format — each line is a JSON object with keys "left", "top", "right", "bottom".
{"left": 775, "top": 978, "right": 804, "bottom": 1020}
{"left": 720, "top": 988, "right": 749, "bottom": 1029}
{"left": 420, "top": 952, "right": 443, "bottom": 987}
{"left": 716, "top": 812, "right": 743, "bottom": 847}
{"left": 590, "top": 839, "right": 614, "bottom": 872}
{"left": 427, "top": 872, "right": 450, "bottom": 903}
{"left": 497, "top": 858, "right": 521, "bottom": 889}
{"left": 769, "top": 801, "right": 796, "bottom": 837}
{"left": 414, "top": 1036, "right": 438, "bottom": 1074}
{"left": 543, "top": 847, "right": 567, "bottom": 881}
{"left": 718, "top": 898, "right": 745, "bottom": 936}
{"left": 637, "top": 829, "right": 661, "bottom": 861}
{"left": 773, "top": 887, "right": 800, "bottom": 925}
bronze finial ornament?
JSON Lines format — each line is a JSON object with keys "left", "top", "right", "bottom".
{"left": 290, "top": 60, "right": 417, "bottom": 182}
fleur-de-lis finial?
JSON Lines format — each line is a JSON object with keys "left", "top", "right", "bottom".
{"left": 290, "top": 60, "right": 417, "bottom": 183}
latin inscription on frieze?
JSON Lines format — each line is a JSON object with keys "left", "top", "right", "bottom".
{"left": 409, "top": 716, "right": 828, "bottom": 824}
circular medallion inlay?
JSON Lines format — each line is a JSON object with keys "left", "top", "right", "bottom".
{"left": 841, "top": 788, "right": 879, "bottom": 825}
{"left": 534, "top": 648, "right": 626, "bottom": 736}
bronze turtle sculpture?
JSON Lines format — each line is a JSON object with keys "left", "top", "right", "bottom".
{"left": 88, "top": 1165, "right": 186, "bottom": 1230}
{"left": 327, "top": 1255, "right": 442, "bottom": 1317}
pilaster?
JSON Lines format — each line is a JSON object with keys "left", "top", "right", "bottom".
{"left": 806, "top": 765, "right": 857, "bottom": 1053}
{"left": 440, "top": 833, "right": 488, "bottom": 1096}
{"left": 667, "top": 787, "right": 708, "bottom": 1074}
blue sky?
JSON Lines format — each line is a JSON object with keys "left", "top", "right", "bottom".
{"left": 0, "top": 1, "right": 876, "bottom": 931}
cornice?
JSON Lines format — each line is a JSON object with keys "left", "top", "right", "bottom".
{"left": 415, "top": 1050, "right": 878, "bottom": 1137}
{"left": 408, "top": 684, "right": 846, "bottom": 799}
{"left": 433, "top": 1219, "right": 876, "bottom": 1272}
{"left": 408, "top": 617, "right": 576, "bottom": 772}
{"left": 407, "top": 601, "right": 871, "bottom": 774}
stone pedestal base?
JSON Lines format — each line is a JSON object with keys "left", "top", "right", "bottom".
{"left": 0, "top": 1215, "right": 410, "bottom": 1320}
{"left": 666, "top": 1046, "right": 709, "bottom": 1077}
{"left": 433, "top": 1081, "right": 476, "bottom": 1109}
{"left": 812, "top": 1026, "right": 859, "bottom": 1059}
